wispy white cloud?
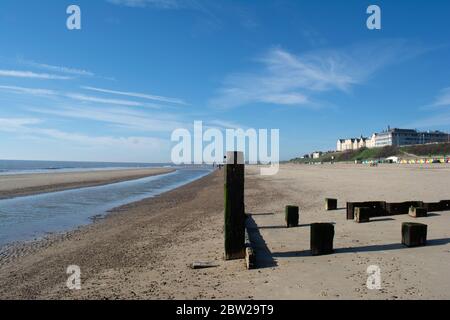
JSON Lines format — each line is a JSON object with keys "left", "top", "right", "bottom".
{"left": 29, "top": 105, "right": 185, "bottom": 133}
{"left": 406, "top": 87, "right": 450, "bottom": 128}
{"left": 431, "top": 87, "right": 450, "bottom": 107}
{"left": 0, "top": 85, "right": 56, "bottom": 96}
{"left": 19, "top": 59, "right": 95, "bottom": 77}
{"left": 0, "top": 118, "right": 42, "bottom": 131}
{"left": 210, "top": 40, "right": 427, "bottom": 108}
{"left": 107, "top": 0, "right": 194, "bottom": 9}
{"left": 0, "top": 70, "right": 72, "bottom": 80}
{"left": 65, "top": 93, "right": 149, "bottom": 107}
{"left": 0, "top": 85, "right": 162, "bottom": 109}
{"left": 82, "top": 86, "right": 187, "bottom": 105}
{"left": 0, "top": 117, "right": 169, "bottom": 150}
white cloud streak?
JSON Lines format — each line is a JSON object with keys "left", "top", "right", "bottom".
{"left": 0, "top": 70, "right": 72, "bottom": 80}
{"left": 0, "top": 85, "right": 162, "bottom": 109}
{"left": 0, "top": 85, "right": 57, "bottom": 96}
{"left": 82, "top": 86, "right": 187, "bottom": 105}
{"left": 19, "top": 60, "right": 95, "bottom": 77}
{"left": 65, "top": 93, "right": 148, "bottom": 107}
{"left": 29, "top": 106, "right": 185, "bottom": 133}
{"left": 107, "top": 0, "right": 192, "bottom": 9}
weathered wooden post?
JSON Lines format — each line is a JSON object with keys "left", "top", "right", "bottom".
{"left": 224, "top": 151, "right": 245, "bottom": 260}
{"left": 285, "top": 205, "right": 299, "bottom": 228}
{"left": 423, "top": 202, "right": 441, "bottom": 212}
{"left": 325, "top": 198, "right": 337, "bottom": 211}
{"left": 310, "top": 223, "right": 335, "bottom": 256}
{"left": 354, "top": 207, "right": 371, "bottom": 223}
{"left": 402, "top": 222, "right": 427, "bottom": 247}
{"left": 408, "top": 207, "right": 428, "bottom": 218}
{"left": 440, "top": 200, "right": 450, "bottom": 211}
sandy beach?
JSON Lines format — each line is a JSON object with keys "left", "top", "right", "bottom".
{"left": 0, "top": 168, "right": 175, "bottom": 199}
{"left": 0, "top": 163, "right": 449, "bottom": 300}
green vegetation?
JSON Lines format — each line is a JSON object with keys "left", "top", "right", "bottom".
{"left": 290, "top": 143, "right": 450, "bottom": 163}
{"left": 401, "top": 143, "right": 450, "bottom": 157}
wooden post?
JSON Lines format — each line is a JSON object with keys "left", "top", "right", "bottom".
{"left": 440, "top": 200, "right": 450, "bottom": 211}
{"left": 325, "top": 198, "right": 337, "bottom": 211}
{"left": 285, "top": 205, "right": 299, "bottom": 228}
{"left": 224, "top": 151, "right": 245, "bottom": 260}
{"left": 346, "top": 202, "right": 364, "bottom": 220}
{"left": 408, "top": 207, "right": 428, "bottom": 218}
{"left": 423, "top": 202, "right": 442, "bottom": 212}
{"left": 402, "top": 222, "right": 427, "bottom": 247}
{"left": 386, "top": 201, "right": 423, "bottom": 216}
{"left": 310, "top": 223, "right": 335, "bottom": 256}
{"left": 354, "top": 207, "right": 371, "bottom": 223}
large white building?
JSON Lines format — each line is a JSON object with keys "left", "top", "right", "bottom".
{"left": 336, "top": 136, "right": 370, "bottom": 152}
{"left": 337, "top": 128, "right": 449, "bottom": 152}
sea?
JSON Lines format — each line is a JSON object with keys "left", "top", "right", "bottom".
{"left": 0, "top": 159, "right": 171, "bottom": 175}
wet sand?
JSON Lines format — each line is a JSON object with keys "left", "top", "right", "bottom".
{"left": 0, "top": 168, "right": 175, "bottom": 199}
{"left": 0, "top": 164, "right": 449, "bottom": 299}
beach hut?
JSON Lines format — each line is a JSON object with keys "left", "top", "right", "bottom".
{"left": 386, "top": 156, "right": 399, "bottom": 164}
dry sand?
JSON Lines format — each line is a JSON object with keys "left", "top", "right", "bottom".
{"left": 0, "top": 168, "right": 175, "bottom": 199}
{"left": 0, "top": 163, "right": 449, "bottom": 300}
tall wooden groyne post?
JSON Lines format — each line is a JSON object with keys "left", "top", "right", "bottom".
{"left": 224, "top": 151, "right": 246, "bottom": 260}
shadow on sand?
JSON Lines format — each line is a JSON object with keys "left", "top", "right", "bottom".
{"left": 256, "top": 224, "right": 311, "bottom": 230}
{"left": 369, "top": 218, "right": 396, "bottom": 222}
{"left": 246, "top": 215, "right": 277, "bottom": 269}
{"left": 271, "top": 238, "right": 450, "bottom": 258}
{"left": 247, "top": 212, "right": 275, "bottom": 217}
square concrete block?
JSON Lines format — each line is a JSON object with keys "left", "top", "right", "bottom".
{"left": 402, "top": 222, "right": 427, "bottom": 247}
{"left": 354, "top": 207, "right": 371, "bottom": 223}
{"left": 285, "top": 205, "right": 299, "bottom": 228}
{"left": 325, "top": 198, "right": 338, "bottom": 211}
{"left": 408, "top": 207, "right": 428, "bottom": 218}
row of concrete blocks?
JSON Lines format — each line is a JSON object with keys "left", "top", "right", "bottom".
{"left": 284, "top": 205, "right": 428, "bottom": 255}
{"left": 323, "top": 198, "right": 450, "bottom": 221}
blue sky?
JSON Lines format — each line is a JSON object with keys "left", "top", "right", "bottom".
{"left": 1, "top": 0, "right": 450, "bottom": 162}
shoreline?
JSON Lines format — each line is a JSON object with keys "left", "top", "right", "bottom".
{"left": 0, "top": 169, "right": 222, "bottom": 299}
{"left": 0, "top": 167, "right": 176, "bottom": 200}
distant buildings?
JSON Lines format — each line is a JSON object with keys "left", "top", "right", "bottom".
{"left": 337, "top": 127, "right": 450, "bottom": 152}
{"left": 336, "top": 136, "right": 369, "bottom": 152}
{"left": 312, "top": 151, "right": 323, "bottom": 159}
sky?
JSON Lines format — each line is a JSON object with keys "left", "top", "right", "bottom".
{"left": 1, "top": 0, "right": 450, "bottom": 163}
